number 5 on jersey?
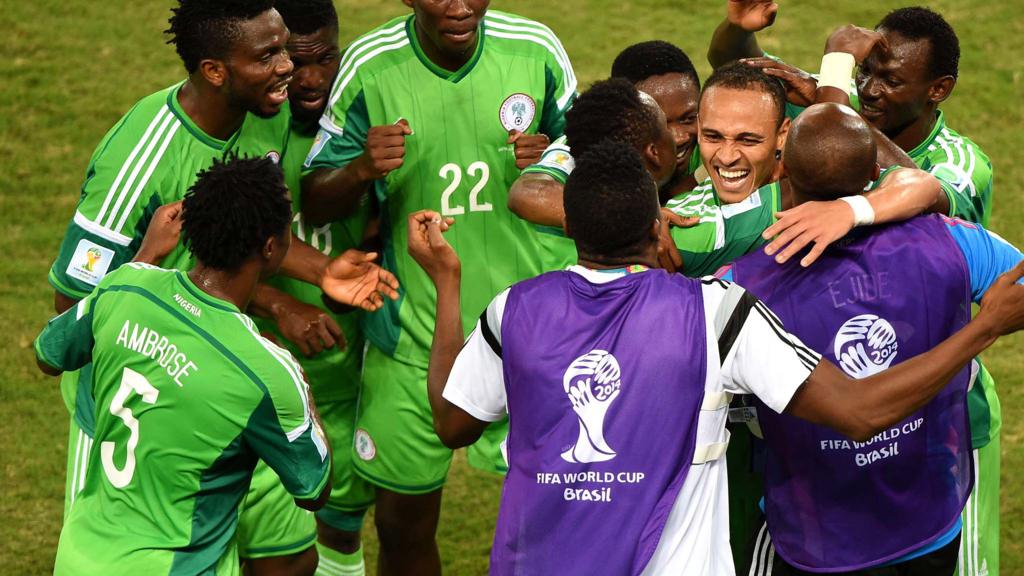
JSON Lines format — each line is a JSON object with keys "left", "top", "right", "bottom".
{"left": 440, "top": 161, "right": 492, "bottom": 216}
{"left": 101, "top": 367, "right": 160, "bottom": 488}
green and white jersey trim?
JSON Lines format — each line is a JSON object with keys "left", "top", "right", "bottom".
{"left": 926, "top": 126, "right": 982, "bottom": 198}
{"left": 88, "top": 103, "right": 183, "bottom": 240}
{"left": 482, "top": 11, "right": 577, "bottom": 110}
{"left": 522, "top": 135, "right": 573, "bottom": 183}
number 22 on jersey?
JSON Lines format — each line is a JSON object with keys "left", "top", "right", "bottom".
{"left": 440, "top": 161, "right": 492, "bottom": 216}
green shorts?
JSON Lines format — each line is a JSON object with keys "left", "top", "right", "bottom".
{"left": 467, "top": 419, "right": 509, "bottom": 475}
{"left": 237, "top": 461, "right": 318, "bottom": 559}
{"left": 957, "top": 434, "right": 999, "bottom": 576}
{"left": 315, "top": 394, "right": 374, "bottom": 531}
{"left": 352, "top": 344, "right": 452, "bottom": 493}
{"left": 64, "top": 415, "right": 92, "bottom": 520}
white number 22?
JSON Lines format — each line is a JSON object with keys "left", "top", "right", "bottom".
{"left": 101, "top": 367, "right": 160, "bottom": 488}
{"left": 439, "top": 161, "right": 492, "bottom": 216}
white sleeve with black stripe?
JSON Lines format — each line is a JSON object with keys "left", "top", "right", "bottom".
{"left": 702, "top": 277, "right": 822, "bottom": 414}
{"left": 441, "top": 289, "right": 510, "bottom": 423}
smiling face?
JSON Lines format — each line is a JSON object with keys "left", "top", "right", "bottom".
{"left": 635, "top": 72, "right": 700, "bottom": 180}
{"left": 404, "top": 0, "right": 489, "bottom": 70}
{"left": 222, "top": 8, "right": 294, "bottom": 118}
{"left": 856, "top": 31, "right": 945, "bottom": 137}
{"left": 698, "top": 85, "right": 787, "bottom": 204}
{"left": 286, "top": 25, "right": 341, "bottom": 124}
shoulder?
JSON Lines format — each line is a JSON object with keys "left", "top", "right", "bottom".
{"left": 482, "top": 11, "right": 571, "bottom": 62}
{"left": 926, "top": 123, "right": 992, "bottom": 185}
{"left": 335, "top": 16, "right": 415, "bottom": 83}
{"left": 90, "top": 84, "right": 182, "bottom": 159}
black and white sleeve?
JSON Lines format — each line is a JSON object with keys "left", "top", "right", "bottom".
{"left": 441, "top": 288, "right": 510, "bottom": 422}
{"left": 702, "top": 277, "right": 822, "bottom": 414}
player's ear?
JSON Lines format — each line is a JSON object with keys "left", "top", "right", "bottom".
{"left": 928, "top": 75, "right": 956, "bottom": 104}
{"left": 775, "top": 116, "right": 791, "bottom": 152}
{"left": 648, "top": 218, "right": 660, "bottom": 242}
{"left": 641, "top": 142, "right": 664, "bottom": 175}
{"left": 199, "top": 58, "right": 228, "bottom": 88}
{"left": 401, "top": 0, "right": 414, "bottom": 8}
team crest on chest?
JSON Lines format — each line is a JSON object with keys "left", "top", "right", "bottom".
{"left": 499, "top": 93, "right": 536, "bottom": 132}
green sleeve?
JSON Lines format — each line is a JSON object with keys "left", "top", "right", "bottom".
{"left": 244, "top": 359, "right": 331, "bottom": 500}
{"left": 305, "top": 91, "right": 370, "bottom": 172}
{"left": 538, "top": 34, "right": 577, "bottom": 139}
{"left": 521, "top": 136, "right": 573, "bottom": 183}
{"left": 929, "top": 157, "right": 991, "bottom": 224}
{"left": 34, "top": 290, "right": 99, "bottom": 372}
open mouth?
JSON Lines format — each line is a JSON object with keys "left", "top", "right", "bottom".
{"left": 267, "top": 77, "right": 291, "bottom": 106}
{"left": 860, "top": 101, "right": 884, "bottom": 117}
{"left": 715, "top": 166, "right": 752, "bottom": 193}
{"left": 296, "top": 93, "right": 326, "bottom": 110}
{"left": 675, "top": 143, "right": 692, "bottom": 168}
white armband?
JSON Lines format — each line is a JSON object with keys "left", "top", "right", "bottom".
{"left": 818, "top": 52, "right": 856, "bottom": 92}
{"left": 839, "top": 194, "right": 875, "bottom": 227}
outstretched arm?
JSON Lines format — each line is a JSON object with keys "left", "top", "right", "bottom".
{"left": 508, "top": 172, "right": 566, "bottom": 227}
{"left": 707, "top": 0, "right": 777, "bottom": 68}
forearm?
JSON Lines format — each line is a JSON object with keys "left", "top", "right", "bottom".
{"left": 279, "top": 234, "right": 329, "bottom": 286}
{"left": 708, "top": 19, "right": 764, "bottom": 68}
{"left": 300, "top": 164, "right": 374, "bottom": 227}
{"left": 247, "top": 283, "right": 290, "bottom": 320}
{"left": 507, "top": 173, "right": 565, "bottom": 227}
{"left": 794, "top": 315, "right": 998, "bottom": 441}
{"left": 426, "top": 271, "right": 474, "bottom": 447}
{"left": 864, "top": 169, "right": 947, "bottom": 224}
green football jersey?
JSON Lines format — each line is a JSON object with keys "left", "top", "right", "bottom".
{"left": 907, "top": 110, "right": 993, "bottom": 226}
{"left": 307, "top": 11, "right": 576, "bottom": 365}
{"left": 49, "top": 82, "right": 291, "bottom": 301}
{"left": 35, "top": 264, "right": 330, "bottom": 576}
{"left": 256, "top": 119, "right": 370, "bottom": 402}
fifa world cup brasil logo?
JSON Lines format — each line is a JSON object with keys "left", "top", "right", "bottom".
{"left": 84, "top": 247, "right": 102, "bottom": 272}
{"left": 561, "top": 350, "right": 622, "bottom": 464}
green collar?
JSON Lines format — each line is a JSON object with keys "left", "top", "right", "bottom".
{"left": 906, "top": 110, "right": 946, "bottom": 160}
{"left": 167, "top": 82, "right": 243, "bottom": 151}
{"left": 406, "top": 15, "right": 486, "bottom": 82}
{"left": 175, "top": 271, "right": 241, "bottom": 313}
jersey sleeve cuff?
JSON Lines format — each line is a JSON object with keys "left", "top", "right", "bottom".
{"left": 521, "top": 165, "right": 569, "bottom": 184}
{"left": 771, "top": 357, "right": 822, "bottom": 415}
{"left": 48, "top": 267, "right": 92, "bottom": 300}
{"left": 441, "top": 385, "right": 506, "bottom": 422}
{"left": 290, "top": 458, "right": 332, "bottom": 502}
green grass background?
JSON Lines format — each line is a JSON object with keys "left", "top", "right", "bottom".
{"left": 1, "top": 1, "right": 1021, "bottom": 573}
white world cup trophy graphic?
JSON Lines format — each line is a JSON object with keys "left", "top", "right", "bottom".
{"left": 561, "top": 349, "right": 623, "bottom": 463}
{"left": 834, "top": 314, "right": 899, "bottom": 378}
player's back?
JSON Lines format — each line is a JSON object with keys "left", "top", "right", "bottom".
{"left": 54, "top": 264, "right": 323, "bottom": 576}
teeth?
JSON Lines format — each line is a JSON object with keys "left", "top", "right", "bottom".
{"left": 718, "top": 168, "right": 749, "bottom": 179}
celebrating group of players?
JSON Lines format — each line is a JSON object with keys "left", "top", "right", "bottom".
{"left": 32, "top": 0, "right": 1024, "bottom": 575}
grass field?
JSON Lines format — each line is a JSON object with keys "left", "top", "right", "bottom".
{"left": 2, "top": 1, "right": 1022, "bottom": 574}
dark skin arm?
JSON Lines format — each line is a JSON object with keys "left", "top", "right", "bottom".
{"left": 707, "top": 0, "right": 776, "bottom": 68}
{"left": 248, "top": 284, "right": 345, "bottom": 357}
{"left": 407, "top": 210, "right": 490, "bottom": 448}
{"left": 507, "top": 172, "right": 566, "bottom": 227}
{"left": 787, "top": 261, "right": 1024, "bottom": 441}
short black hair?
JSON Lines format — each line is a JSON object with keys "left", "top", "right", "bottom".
{"left": 166, "top": 0, "right": 276, "bottom": 73}
{"left": 564, "top": 139, "right": 659, "bottom": 259}
{"left": 564, "top": 78, "right": 661, "bottom": 160}
{"left": 877, "top": 7, "right": 959, "bottom": 79}
{"left": 611, "top": 40, "right": 700, "bottom": 88}
{"left": 701, "top": 61, "right": 787, "bottom": 127}
{"left": 182, "top": 155, "right": 292, "bottom": 271}
{"left": 275, "top": 0, "right": 338, "bottom": 36}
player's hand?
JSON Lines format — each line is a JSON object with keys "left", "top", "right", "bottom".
{"left": 977, "top": 261, "right": 1024, "bottom": 337}
{"left": 742, "top": 57, "right": 817, "bottom": 107}
{"left": 727, "top": 0, "right": 779, "bottom": 32}
{"left": 508, "top": 130, "right": 550, "bottom": 169}
{"left": 320, "top": 250, "right": 400, "bottom": 312}
{"left": 355, "top": 119, "right": 413, "bottom": 180}
{"left": 271, "top": 295, "right": 346, "bottom": 357}
{"left": 407, "top": 210, "right": 460, "bottom": 281}
{"left": 825, "top": 25, "right": 889, "bottom": 64}
{"left": 135, "top": 200, "right": 183, "bottom": 265}
{"left": 761, "top": 200, "right": 857, "bottom": 267}
{"left": 657, "top": 208, "right": 700, "bottom": 273}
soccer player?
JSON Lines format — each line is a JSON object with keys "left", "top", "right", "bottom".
{"left": 724, "top": 103, "right": 1023, "bottom": 575}
{"left": 245, "top": 1, "right": 376, "bottom": 575}
{"left": 405, "top": 138, "right": 1024, "bottom": 576}
{"left": 709, "top": 9, "right": 1000, "bottom": 570}
{"left": 301, "top": 1, "right": 576, "bottom": 572}
{"left": 508, "top": 40, "right": 704, "bottom": 230}
{"left": 35, "top": 156, "right": 332, "bottom": 575}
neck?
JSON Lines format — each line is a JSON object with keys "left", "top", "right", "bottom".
{"left": 187, "top": 262, "right": 260, "bottom": 311}
{"left": 178, "top": 78, "right": 247, "bottom": 141}
{"left": 414, "top": 19, "right": 476, "bottom": 72}
{"left": 886, "top": 107, "right": 939, "bottom": 153}
{"left": 577, "top": 249, "right": 659, "bottom": 270}
{"left": 779, "top": 178, "right": 795, "bottom": 210}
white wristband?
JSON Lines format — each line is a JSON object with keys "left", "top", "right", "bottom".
{"left": 818, "top": 52, "right": 856, "bottom": 92}
{"left": 839, "top": 195, "right": 875, "bottom": 227}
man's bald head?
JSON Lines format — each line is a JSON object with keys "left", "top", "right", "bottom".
{"left": 783, "top": 103, "right": 878, "bottom": 201}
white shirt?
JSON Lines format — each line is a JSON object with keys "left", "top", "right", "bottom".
{"left": 443, "top": 266, "right": 821, "bottom": 576}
